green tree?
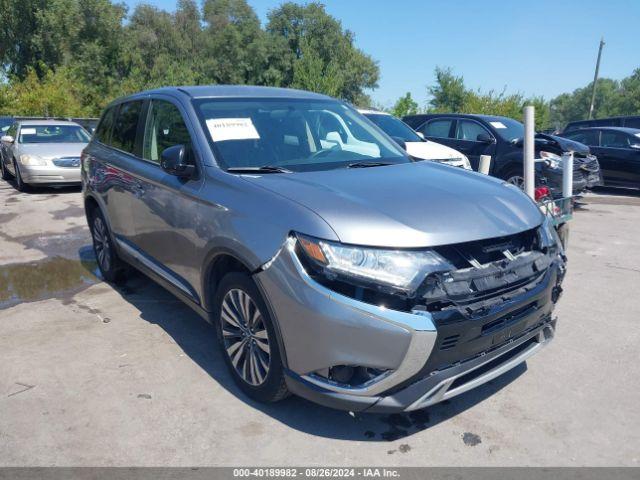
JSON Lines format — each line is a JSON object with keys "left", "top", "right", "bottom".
{"left": 427, "top": 67, "right": 551, "bottom": 130}
{"left": 0, "top": 67, "right": 89, "bottom": 116}
{"left": 267, "top": 2, "right": 379, "bottom": 104}
{"left": 390, "top": 92, "right": 418, "bottom": 118}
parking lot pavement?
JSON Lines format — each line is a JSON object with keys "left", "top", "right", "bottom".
{"left": 0, "top": 180, "right": 639, "bottom": 467}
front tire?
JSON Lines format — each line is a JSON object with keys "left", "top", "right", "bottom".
{"left": 214, "top": 272, "right": 289, "bottom": 403}
{"left": 0, "top": 156, "right": 11, "bottom": 181}
{"left": 89, "top": 207, "right": 127, "bottom": 283}
{"left": 502, "top": 166, "right": 525, "bottom": 191}
{"left": 12, "top": 159, "right": 28, "bottom": 192}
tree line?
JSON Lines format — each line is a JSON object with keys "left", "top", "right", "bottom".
{"left": 0, "top": 0, "right": 378, "bottom": 116}
{"left": 390, "top": 67, "right": 640, "bottom": 130}
{"left": 0, "top": 0, "right": 638, "bottom": 129}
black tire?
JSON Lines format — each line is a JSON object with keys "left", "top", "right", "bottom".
{"left": 0, "top": 156, "right": 11, "bottom": 181}
{"left": 88, "top": 207, "right": 127, "bottom": 283}
{"left": 214, "top": 272, "right": 289, "bottom": 403}
{"left": 12, "top": 159, "right": 28, "bottom": 192}
{"left": 501, "top": 165, "right": 525, "bottom": 191}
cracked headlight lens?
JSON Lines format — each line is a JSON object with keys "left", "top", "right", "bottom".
{"left": 295, "top": 233, "right": 454, "bottom": 295}
{"left": 540, "top": 151, "right": 562, "bottom": 169}
{"left": 19, "top": 154, "right": 46, "bottom": 166}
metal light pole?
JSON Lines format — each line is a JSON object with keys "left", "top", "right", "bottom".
{"left": 523, "top": 106, "right": 535, "bottom": 199}
{"left": 588, "top": 38, "right": 605, "bottom": 120}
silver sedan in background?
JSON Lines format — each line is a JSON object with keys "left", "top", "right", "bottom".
{"left": 0, "top": 120, "right": 90, "bottom": 191}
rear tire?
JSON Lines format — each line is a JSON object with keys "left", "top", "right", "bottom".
{"left": 214, "top": 272, "right": 289, "bottom": 403}
{"left": 89, "top": 207, "right": 127, "bottom": 283}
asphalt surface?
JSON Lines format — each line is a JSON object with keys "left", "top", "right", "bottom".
{"left": 0, "top": 181, "right": 639, "bottom": 466}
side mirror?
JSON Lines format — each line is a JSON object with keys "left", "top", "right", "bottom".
{"left": 1, "top": 135, "right": 14, "bottom": 143}
{"left": 160, "top": 144, "right": 196, "bottom": 178}
{"left": 476, "top": 133, "right": 494, "bottom": 143}
{"left": 416, "top": 131, "right": 425, "bottom": 140}
{"left": 390, "top": 136, "right": 407, "bottom": 150}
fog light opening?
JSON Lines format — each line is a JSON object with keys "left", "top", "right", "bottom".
{"left": 311, "top": 365, "right": 390, "bottom": 388}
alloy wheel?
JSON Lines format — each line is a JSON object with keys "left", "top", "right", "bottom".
{"left": 92, "top": 215, "right": 111, "bottom": 272}
{"left": 506, "top": 175, "right": 525, "bottom": 190}
{"left": 220, "top": 288, "right": 271, "bottom": 386}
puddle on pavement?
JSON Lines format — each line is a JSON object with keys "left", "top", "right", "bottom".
{"left": 0, "top": 256, "right": 99, "bottom": 309}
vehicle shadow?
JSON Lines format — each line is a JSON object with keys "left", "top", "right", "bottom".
{"left": 3, "top": 177, "right": 81, "bottom": 194}
{"left": 97, "top": 263, "right": 527, "bottom": 442}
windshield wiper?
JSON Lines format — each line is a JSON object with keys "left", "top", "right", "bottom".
{"left": 226, "top": 165, "right": 292, "bottom": 174}
{"left": 347, "top": 161, "right": 393, "bottom": 169}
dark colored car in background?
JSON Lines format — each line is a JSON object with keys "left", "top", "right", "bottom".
{"left": 563, "top": 115, "right": 640, "bottom": 134}
{"left": 0, "top": 116, "right": 14, "bottom": 134}
{"left": 403, "top": 113, "right": 602, "bottom": 196}
{"left": 561, "top": 127, "right": 640, "bottom": 189}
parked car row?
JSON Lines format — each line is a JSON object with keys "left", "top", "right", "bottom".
{"left": 403, "top": 113, "right": 604, "bottom": 196}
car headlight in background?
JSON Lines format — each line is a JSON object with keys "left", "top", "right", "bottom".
{"left": 19, "top": 154, "right": 47, "bottom": 166}
{"left": 539, "top": 151, "right": 562, "bottom": 169}
{"left": 295, "top": 233, "right": 454, "bottom": 296}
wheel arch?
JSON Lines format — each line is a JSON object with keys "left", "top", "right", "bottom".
{"left": 201, "top": 246, "right": 289, "bottom": 368}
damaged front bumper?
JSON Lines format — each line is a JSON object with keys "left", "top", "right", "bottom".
{"left": 254, "top": 236, "right": 565, "bottom": 413}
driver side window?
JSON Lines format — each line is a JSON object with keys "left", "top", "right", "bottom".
{"left": 143, "top": 100, "right": 192, "bottom": 163}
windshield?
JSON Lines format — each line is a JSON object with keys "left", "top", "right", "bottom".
{"left": 19, "top": 125, "right": 91, "bottom": 144}
{"left": 364, "top": 113, "right": 422, "bottom": 142}
{"left": 193, "top": 98, "right": 409, "bottom": 172}
{"left": 489, "top": 117, "right": 525, "bottom": 142}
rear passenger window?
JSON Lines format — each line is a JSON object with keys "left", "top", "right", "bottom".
{"left": 421, "top": 119, "right": 453, "bottom": 138}
{"left": 111, "top": 101, "right": 143, "bottom": 155}
{"left": 456, "top": 120, "right": 490, "bottom": 141}
{"left": 142, "top": 100, "right": 192, "bottom": 163}
{"left": 94, "top": 107, "right": 116, "bottom": 144}
{"left": 601, "top": 131, "right": 630, "bottom": 148}
{"left": 566, "top": 130, "right": 599, "bottom": 146}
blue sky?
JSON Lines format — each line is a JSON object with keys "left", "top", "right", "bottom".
{"left": 124, "top": 0, "right": 640, "bottom": 108}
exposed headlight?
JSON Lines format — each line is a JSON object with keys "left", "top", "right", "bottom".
{"left": 19, "top": 154, "right": 46, "bottom": 166}
{"left": 295, "top": 234, "right": 454, "bottom": 296}
{"left": 540, "top": 151, "right": 562, "bottom": 169}
{"left": 538, "top": 215, "right": 563, "bottom": 255}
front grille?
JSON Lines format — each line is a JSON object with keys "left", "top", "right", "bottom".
{"left": 52, "top": 157, "right": 80, "bottom": 168}
{"left": 439, "top": 334, "right": 460, "bottom": 351}
{"left": 573, "top": 155, "right": 599, "bottom": 173}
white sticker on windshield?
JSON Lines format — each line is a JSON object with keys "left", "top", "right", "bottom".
{"left": 206, "top": 118, "right": 259, "bottom": 142}
{"left": 20, "top": 128, "right": 36, "bottom": 135}
{"left": 490, "top": 121, "right": 507, "bottom": 129}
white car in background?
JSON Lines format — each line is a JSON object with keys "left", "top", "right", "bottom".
{"left": 359, "top": 109, "right": 472, "bottom": 170}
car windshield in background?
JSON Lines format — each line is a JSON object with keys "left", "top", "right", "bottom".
{"left": 0, "top": 118, "right": 13, "bottom": 132}
{"left": 365, "top": 113, "right": 422, "bottom": 142}
{"left": 19, "top": 125, "right": 91, "bottom": 144}
{"left": 193, "top": 98, "right": 409, "bottom": 172}
{"left": 489, "top": 117, "right": 525, "bottom": 142}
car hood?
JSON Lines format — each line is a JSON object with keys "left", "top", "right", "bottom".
{"left": 20, "top": 143, "right": 87, "bottom": 159}
{"left": 535, "top": 133, "right": 590, "bottom": 155}
{"left": 404, "top": 140, "right": 464, "bottom": 161}
{"left": 242, "top": 161, "right": 543, "bottom": 248}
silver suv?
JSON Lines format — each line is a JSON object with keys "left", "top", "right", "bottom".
{"left": 82, "top": 86, "right": 566, "bottom": 413}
